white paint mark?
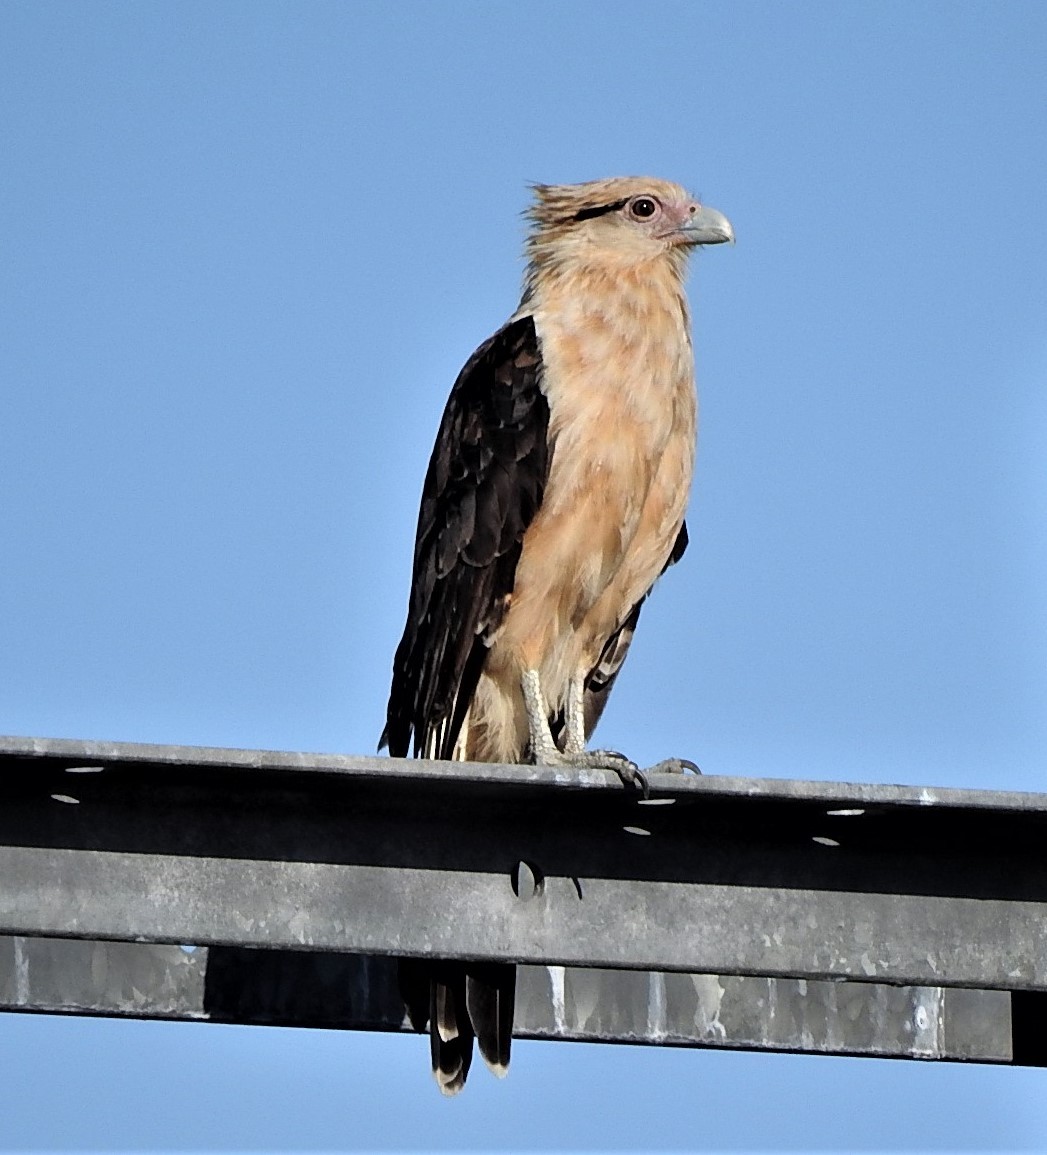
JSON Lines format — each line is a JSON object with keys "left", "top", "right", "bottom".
{"left": 547, "top": 965, "right": 567, "bottom": 1033}
{"left": 823, "top": 978, "right": 838, "bottom": 1050}
{"left": 826, "top": 808, "right": 864, "bottom": 817}
{"left": 647, "top": 972, "right": 667, "bottom": 1039}
{"left": 812, "top": 836, "right": 839, "bottom": 847}
{"left": 911, "top": 987, "right": 943, "bottom": 1057}
{"left": 623, "top": 826, "right": 651, "bottom": 836}
{"left": 50, "top": 794, "right": 79, "bottom": 805}
{"left": 691, "top": 974, "right": 727, "bottom": 1040}
{"left": 64, "top": 765, "right": 103, "bottom": 774}
{"left": 636, "top": 798, "right": 675, "bottom": 807}
{"left": 14, "top": 937, "right": 29, "bottom": 1005}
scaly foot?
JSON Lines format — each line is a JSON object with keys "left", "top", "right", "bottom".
{"left": 531, "top": 746, "right": 651, "bottom": 797}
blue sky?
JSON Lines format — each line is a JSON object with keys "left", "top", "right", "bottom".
{"left": 2, "top": 0, "right": 1046, "bottom": 1148}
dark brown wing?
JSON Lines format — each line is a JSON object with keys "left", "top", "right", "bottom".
{"left": 381, "top": 315, "right": 548, "bottom": 760}
{"left": 578, "top": 521, "right": 689, "bottom": 739}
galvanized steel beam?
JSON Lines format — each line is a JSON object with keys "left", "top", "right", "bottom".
{"left": 1, "top": 735, "right": 1044, "bottom": 1065}
{"left": 0, "top": 937, "right": 1019, "bottom": 1064}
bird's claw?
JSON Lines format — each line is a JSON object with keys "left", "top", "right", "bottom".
{"left": 587, "top": 750, "right": 650, "bottom": 799}
{"left": 532, "top": 748, "right": 700, "bottom": 799}
{"left": 645, "top": 757, "right": 701, "bottom": 777}
{"left": 609, "top": 756, "right": 701, "bottom": 799}
{"left": 532, "top": 747, "right": 648, "bottom": 797}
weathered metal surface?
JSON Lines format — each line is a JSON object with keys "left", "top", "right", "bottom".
{"left": 2, "top": 734, "right": 1045, "bottom": 812}
{"left": 0, "top": 935, "right": 207, "bottom": 1019}
{"left": 1, "top": 736, "right": 1045, "bottom": 994}
{"left": 512, "top": 965, "right": 1014, "bottom": 1063}
{"left": 2, "top": 844, "right": 1044, "bottom": 993}
{"left": 0, "top": 937, "right": 1018, "bottom": 1064}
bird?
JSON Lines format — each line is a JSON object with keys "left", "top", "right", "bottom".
{"left": 381, "top": 176, "right": 733, "bottom": 1093}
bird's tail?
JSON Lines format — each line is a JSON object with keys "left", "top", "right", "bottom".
{"left": 400, "top": 959, "right": 516, "bottom": 1095}
{"left": 465, "top": 962, "right": 515, "bottom": 1079}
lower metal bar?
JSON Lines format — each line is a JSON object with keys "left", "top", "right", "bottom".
{"left": 0, "top": 936, "right": 1026, "bottom": 1064}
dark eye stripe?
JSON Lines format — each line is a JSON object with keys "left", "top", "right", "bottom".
{"left": 571, "top": 198, "right": 629, "bottom": 223}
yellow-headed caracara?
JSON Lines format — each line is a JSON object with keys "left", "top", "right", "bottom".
{"left": 382, "top": 177, "right": 733, "bottom": 1093}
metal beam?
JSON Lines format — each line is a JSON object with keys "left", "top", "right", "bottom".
{"left": 1, "top": 735, "right": 1045, "bottom": 1065}
{"left": 0, "top": 937, "right": 1018, "bottom": 1064}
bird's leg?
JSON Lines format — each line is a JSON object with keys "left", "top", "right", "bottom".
{"left": 562, "top": 674, "right": 587, "bottom": 755}
{"left": 521, "top": 669, "right": 649, "bottom": 795}
{"left": 522, "top": 670, "right": 701, "bottom": 793}
{"left": 521, "top": 668, "right": 562, "bottom": 765}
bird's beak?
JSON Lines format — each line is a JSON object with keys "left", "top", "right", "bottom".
{"left": 676, "top": 204, "right": 734, "bottom": 247}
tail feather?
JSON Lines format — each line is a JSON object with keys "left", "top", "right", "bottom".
{"left": 399, "top": 958, "right": 516, "bottom": 1094}
{"left": 466, "top": 963, "right": 515, "bottom": 1076}
{"left": 430, "top": 971, "right": 474, "bottom": 1095}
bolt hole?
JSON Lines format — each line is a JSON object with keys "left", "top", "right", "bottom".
{"left": 512, "top": 860, "right": 544, "bottom": 901}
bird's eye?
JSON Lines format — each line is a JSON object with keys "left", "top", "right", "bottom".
{"left": 630, "top": 196, "right": 659, "bottom": 219}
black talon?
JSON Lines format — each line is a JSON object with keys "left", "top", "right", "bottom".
{"left": 609, "top": 761, "right": 648, "bottom": 799}
{"left": 581, "top": 749, "right": 648, "bottom": 797}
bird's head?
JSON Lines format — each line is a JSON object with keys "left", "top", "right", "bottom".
{"left": 525, "top": 177, "right": 733, "bottom": 279}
